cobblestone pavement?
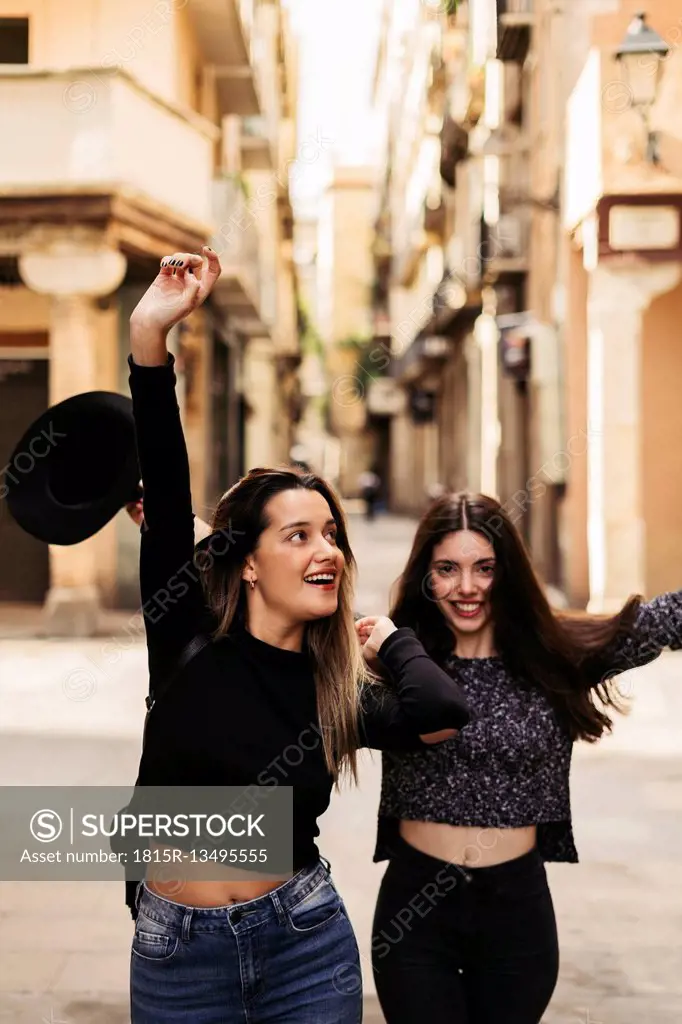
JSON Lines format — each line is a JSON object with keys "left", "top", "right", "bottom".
{"left": 0, "top": 512, "right": 681, "bottom": 1022}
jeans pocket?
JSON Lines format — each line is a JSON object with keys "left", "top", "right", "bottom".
{"left": 132, "top": 911, "right": 180, "bottom": 963}
{"left": 286, "top": 878, "right": 343, "bottom": 935}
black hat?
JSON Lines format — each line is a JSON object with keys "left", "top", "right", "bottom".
{"left": 4, "top": 391, "right": 142, "bottom": 546}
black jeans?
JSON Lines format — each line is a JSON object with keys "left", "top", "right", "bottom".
{"left": 371, "top": 834, "right": 559, "bottom": 1023}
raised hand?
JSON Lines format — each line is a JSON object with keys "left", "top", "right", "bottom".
{"left": 355, "top": 615, "right": 398, "bottom": 672}
{"left": 125, "top": 498, "right": 144, "bottom": 527}
{"left": 130, "top": 246, "right": 222, "bottom": 335}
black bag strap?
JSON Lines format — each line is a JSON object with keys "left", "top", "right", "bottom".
{"left": 123, "top": 632, "right": 211, "bottom": 917}
{"left": 144, "top": 633, "right": 211, "bottom": 716}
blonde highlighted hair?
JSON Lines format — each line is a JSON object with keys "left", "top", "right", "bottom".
{"left": 198, "top": 466, "right": 371, "bottom": 784}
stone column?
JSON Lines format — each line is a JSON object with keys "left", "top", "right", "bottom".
{"left": 243, "top": 337, "right": 277, "bottom": 470}
{"left": 389, "top": 410, "right": 414, "bottom": 513}
{"left": 19, "top": 236, "right": 127, "bottom": 635}
{"left": 586, "top": 262, "right": 680, "bottom": 612}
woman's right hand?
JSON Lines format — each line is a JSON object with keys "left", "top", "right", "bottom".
{"left": 355, "top": 616, "right": 398, "bottom": 672}
{"left": 130, "top": 246, "right": 222, "bottom": 335}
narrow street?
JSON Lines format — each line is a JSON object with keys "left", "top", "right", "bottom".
{"left": 0, "top": 513, "right": 681, "bottom": 1022}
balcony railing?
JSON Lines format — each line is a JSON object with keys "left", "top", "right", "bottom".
{"left": 210, "top": 176, "right": 264, "bottom": 332}
{"left": 0, "top": 66, "right": 217, "bottom": 228}
{"left": 496, "top": 0, "right": 534, "bottom": 63}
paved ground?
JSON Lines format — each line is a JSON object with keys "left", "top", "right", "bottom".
{"left": 0, "top": 513, "right": 681, "bottom": 1022}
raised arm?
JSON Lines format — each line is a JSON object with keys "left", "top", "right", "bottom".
{"left": 604, "top": 591, "right": 682, "bottom": 676}
{"left": 125, "top": 495, "right": 212, "bottom": 544}
{"left": 356, "top": 618, "right": 471, "bottom": 751}
{"left": 129, "top": 247, "right": 222, "bottom": 678}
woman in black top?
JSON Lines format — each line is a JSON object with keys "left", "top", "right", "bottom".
{"left": 126, "top": 248, "right": 471, "bottom": 1024}
{"left": 363, "top": 491, "right": 682, "bottom": 1024}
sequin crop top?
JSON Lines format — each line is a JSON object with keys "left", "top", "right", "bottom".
{"left": 374, "top": 592, "right": 682, "bottom": 863}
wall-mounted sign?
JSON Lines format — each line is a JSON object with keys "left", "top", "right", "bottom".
{"left": 608, "top": 204, "right": 680, "bottom": 250}
{"left": 597, "top": 195, "right": 682, "bottom": 261}
{"left": 422, "top": 335, "right": 453, "bottom": 359}
{"left": 366, "top": 378, "right": 407, "bottom": 417}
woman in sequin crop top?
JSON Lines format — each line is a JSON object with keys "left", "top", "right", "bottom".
{"left": 365, "top": 491, "right": 682, "bottom": 1024}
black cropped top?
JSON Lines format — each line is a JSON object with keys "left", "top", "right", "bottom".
{"left": 127, "top": 353, "right": 470, "bottom": 878}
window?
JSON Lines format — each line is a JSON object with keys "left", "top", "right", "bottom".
{"left": 0, "top": 17, "right": 29, "bottom": 64}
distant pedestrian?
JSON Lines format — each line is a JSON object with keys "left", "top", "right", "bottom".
{"left": 426, "top": 481, "right": 446, "bottom": 503}
{"left": 358, "top": 467, "right": 381, "bottom": 521}
{"left": 124, "top": 249, "right": 471, "bottom": 1023}
{"left": 362, "top": 490, "right": 682, "bottom": 1024}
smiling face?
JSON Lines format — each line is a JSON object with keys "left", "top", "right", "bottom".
{"left": 244, "top": 487, "right": 345, "bottom": 624}
{"left": 429, "top": 529, "right": 496, "bottom": 637}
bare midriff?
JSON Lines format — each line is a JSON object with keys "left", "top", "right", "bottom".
{"left": 399, "top": 820, "right": 537, "bottom": 867}
{"left": 144, "top": 841, "right": 290, "bottom": 907}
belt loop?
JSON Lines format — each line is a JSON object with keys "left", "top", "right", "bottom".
{"left": 270, "top": 889, "right": 287, "bottom": 926}
{"left": 181, "top": 907, "right": 193, "bottom": 941}
{"left": 134, "top": 880, "right": 144, "bottom": 911}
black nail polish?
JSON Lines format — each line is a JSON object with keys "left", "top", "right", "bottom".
{"left": 170, "top": 259, "right": 176, "bottom": 265}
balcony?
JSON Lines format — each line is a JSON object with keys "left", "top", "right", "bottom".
{"left": 480, "top": 212, "right": 530, "bottom": 280}
{"left": 496, "top": 0, "right": 534, "bottom": 63}
{"left": 392, "top": 197, "right": 444, "bottom": 287}
{"left": 0, "top": 66, "right": 217, "bottom": 251}
{"left": 240, "top": 115, "right": 275, "bottom": 170}
{"left": 210, "top": 176, "right": 266, "bottom": 335}
{"left": 392, "top": 331, "right": 455, "bottom": 385}
{"left": 188, "top": 0, "right": 262, "bottom": 114}
{"left": 392, "top": 205, "right": 426, "bottom": 287}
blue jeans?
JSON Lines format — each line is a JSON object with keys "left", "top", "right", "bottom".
{"left": 130, "top": 858, "right": 363, "bottom": 1023}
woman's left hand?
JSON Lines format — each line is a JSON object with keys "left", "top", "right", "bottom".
{"left": 130, "top": 246, "right": 222, "bottom": 335}
{"left": 356, "top": 616, "right": 398, "bottom": 671}
{"left": 125, "top": 499, "right": 144, "bottom": 527}
{"left": 125, "top": 480, "right": 144, "bottom": 526}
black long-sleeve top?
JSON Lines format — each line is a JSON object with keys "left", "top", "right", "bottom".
{"left": 127, "top": 352, "right": 470, "bottom": 873}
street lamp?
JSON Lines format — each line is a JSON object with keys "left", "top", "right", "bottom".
{"left": 614, "top": 11, "right": 669, "bottom": 164}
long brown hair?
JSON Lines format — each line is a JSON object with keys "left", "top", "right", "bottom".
{"left": 198, "top": 466, "right": 369, "bottom": 783}
{"left": 390, "top": 492, "right": 641, "bottom": 742}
